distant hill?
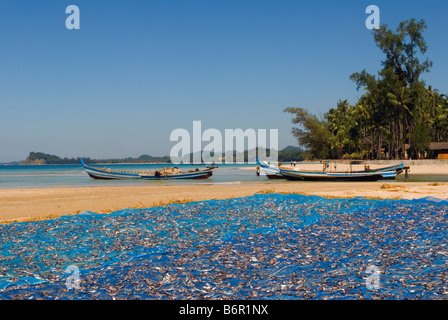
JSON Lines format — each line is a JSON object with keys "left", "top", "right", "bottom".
{"left": 180, "top": 146, "right": 305, "bottom": 163}
{"left": 278, "top": 146, "right": 304, "bottom": 162}
{"left": 20, "top": 152, "right": 171, "bottom": 165}
{"left": 281, "top": 145, "right": 304, "bottom": 151}
{"left": 105, "top": 154, "right": 171, "bottom": 164}
{"left": 20, "top": 152, "right": 76, "bottom": 165}
{"left": 18, "top": 147, "right": 305, "bottom": 165}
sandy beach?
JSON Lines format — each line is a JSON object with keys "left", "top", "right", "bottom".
{"left": 2, "top": 162, "right": 448, "bottom": 224}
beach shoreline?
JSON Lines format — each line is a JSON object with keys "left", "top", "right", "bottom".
{"left": 2, "top": 162, "right": 448, "bottom": 224}
{"left": 1, "top": 176, "right": 448, "bottom": 224}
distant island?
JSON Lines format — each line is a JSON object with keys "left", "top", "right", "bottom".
{"left": 278, "top": 145, "right": 305, "bottom": 162}
{"left": 20, "top": 152, "right": 172, "bottom": 165}
{"left": 17, "top": 147, "right": 304, "bottom": 165}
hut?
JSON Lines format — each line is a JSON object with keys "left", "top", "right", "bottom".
{"left": 429, "top": 142, "right": 448, "bottom": 159}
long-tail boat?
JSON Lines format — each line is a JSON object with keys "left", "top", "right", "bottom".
{"left": 278, "top": 160, "right": 408, "bottom": 181}
{"left": 80, "top": 160, "right": 214, "bottom": 180}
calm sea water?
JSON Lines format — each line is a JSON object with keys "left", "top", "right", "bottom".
{"left": 0, "top": 163, "right": 447, "bottom": 189}
{"left": 0, "top": 163, "right": 263, "bottom": 189}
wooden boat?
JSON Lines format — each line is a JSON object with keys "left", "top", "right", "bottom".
{"left": 256, "top": 158, "right": 285, "bottom": 179}
{"left": 368, "top": 163, "right": 407, "bottom": 177}
{"left": 80, "top": 160, "right": 214, "bottom": 180}
{"left": 279, "top": 161, "right": 408, "bottom": 181}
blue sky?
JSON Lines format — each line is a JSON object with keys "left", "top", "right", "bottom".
{"left": 1, "top": 0, "right": 447, "bottom": 162}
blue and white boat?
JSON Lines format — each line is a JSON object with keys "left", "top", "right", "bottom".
{"left": 256, "top": 158, "right": 284, "bottom": 179}
{"left": 80, "top": 160, "right": 214, "bottom": 180}
{"left": 278, "top": 161, "right": 408, "bottom": 181}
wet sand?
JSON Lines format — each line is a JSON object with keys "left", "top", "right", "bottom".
{"left": 1, "top": 179, "right": 448, "bottom": 224}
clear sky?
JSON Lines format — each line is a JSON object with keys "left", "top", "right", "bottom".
{"left": 1, "top": 0, "right": 447, "bottom": 162}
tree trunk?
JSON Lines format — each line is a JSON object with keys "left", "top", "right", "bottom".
{"left": 377, "top": 133, "right": 382, "bottom": 160}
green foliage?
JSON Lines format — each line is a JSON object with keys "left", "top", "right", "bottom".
{"left": 284, "top": 18, "right": 448, "bottom": 160}
{"left": 410, "top": 120, "right": 432, "bottom": 158}
{"left": 27, "top": 152, "right": 61, "bottom": 163}
{"left": 277, "top": 147, "right": 304, "bottom": 162}
{"left": 283, "top": 107, "right": 332, "bottom": 159}
{"left": 26, "top": 152, "right": 94, "bottom": 164}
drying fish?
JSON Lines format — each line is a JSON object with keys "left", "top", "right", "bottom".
{"left": 0, "top": 194, "right": 448, "bottom": 300}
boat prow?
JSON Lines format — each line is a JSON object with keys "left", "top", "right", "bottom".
{"left": 256, "top": 158, "right": 284, "bottom": 179}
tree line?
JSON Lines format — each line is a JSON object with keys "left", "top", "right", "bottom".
{"left": 22, "top": 152, "right": 171, "bottom": 164}
{"left": 21, "top": 147, "right": 304, "bottom": 165}
{"left": 285, "top": 19, "right": 448, "bottom": 160}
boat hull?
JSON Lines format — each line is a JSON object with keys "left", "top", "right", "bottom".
{"left": 85, "top": 167, "right": 141, "bottom": 180}
{"left": 259, "top": 167, "right": 284, "bottom": 179}
{"left": 280, "top": 169, "right": 386, "bottom": 181}
{"left": 278, "top": 162, "right": 405, "bottom": 181}
{"left": 81, "top": 161, "right": 214, "bottom": 180}
{"left": 266, "top": 173, "right": 285, "bottom": 179}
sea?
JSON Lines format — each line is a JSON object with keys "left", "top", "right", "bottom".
{"left": 0, "top": 163, "right": 259, "bottom": 189}
{"left": 1, "top": 163, "right": 448, "bottom": 189}
{"left": 1, "top": 163, "right": 448, "bottom": 302}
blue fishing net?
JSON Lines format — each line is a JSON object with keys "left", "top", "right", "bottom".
{"left": 1, "top": 193, "right": 447, "bottom": 299}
